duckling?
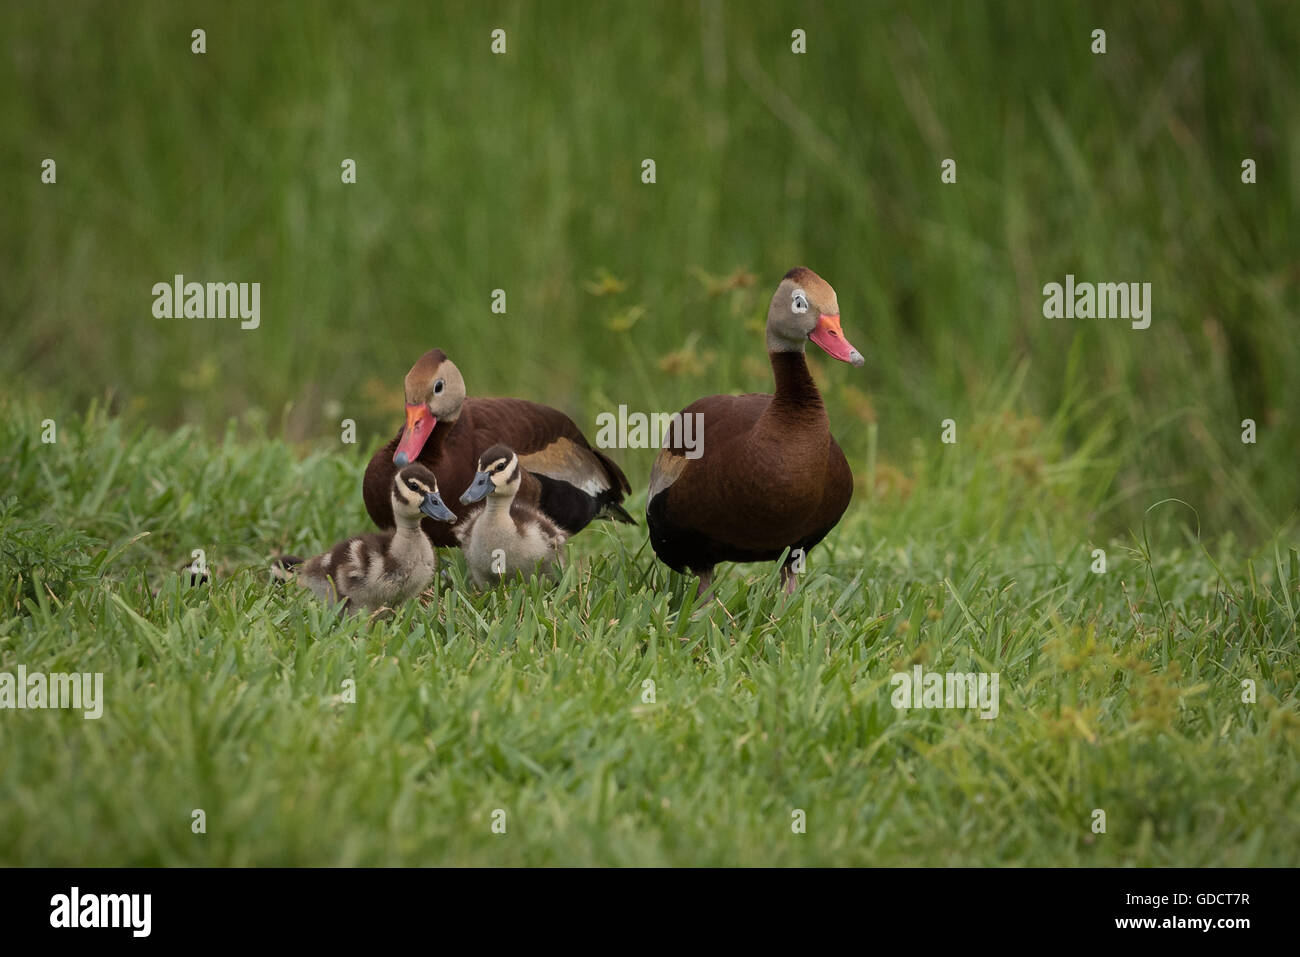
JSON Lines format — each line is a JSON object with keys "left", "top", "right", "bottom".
{"left": 286, "top": 464, "right": 456, "bottom": 613}
{"left": 454, "top": 444, "right": 567, "bottom": 587}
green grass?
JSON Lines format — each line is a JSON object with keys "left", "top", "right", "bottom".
{"left": 2, "top": 395, "right": 1296, "bottom": 866}
{"left": 1, "top": 1, "right": 1298, "bottom": 865}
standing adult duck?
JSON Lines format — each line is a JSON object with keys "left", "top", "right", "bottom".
{"left": 647, "top": 267, "right": 864, "bottom": 596}
{"left": 363, "top": 349, "right": 633, "bottom": 547}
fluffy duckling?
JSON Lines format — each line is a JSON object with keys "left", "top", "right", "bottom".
{"left": 454, "top": 444, "right": 567, "bottom": 587}
{"left": 286, "top": 464, "right": 456, "bottom": 612}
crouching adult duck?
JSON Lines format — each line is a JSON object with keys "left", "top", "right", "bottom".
{"left": 363, "top": 349, "right": 633, "bottom": 547}
{"left": 646, "top": 267, "right": 863, "bottom": 596}
{"left": 455, "top": 444, "right": 567, "bottom": 587}
{"left": 280, "top": 463, "right": 456, "bottom": 612}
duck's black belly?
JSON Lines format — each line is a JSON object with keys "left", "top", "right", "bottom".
{"left": 647, "top": 492, "right": 840, "bottom": 574}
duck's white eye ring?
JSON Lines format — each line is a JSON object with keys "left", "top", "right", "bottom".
{"left": 791, "top": 290, "right": 809, "bottom": 314}
{"left": 433, "top": 379, "right": 445, "bottom": 395}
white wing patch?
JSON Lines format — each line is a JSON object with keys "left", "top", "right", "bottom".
{"left": 520, "top": 437, "right": 611, "bottom": 496}
{"left": 648, "top": 449, "right": 688, "bottom": 501}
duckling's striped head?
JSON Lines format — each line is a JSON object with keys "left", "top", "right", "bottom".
{"left": 459, "top": 444, "right": 520, "bottom": 505}
{"left": 766, "top": 267, "right": 864, "bottom": 367}
{"left": 392, "top": 463, "right": 457, "bottom": 524}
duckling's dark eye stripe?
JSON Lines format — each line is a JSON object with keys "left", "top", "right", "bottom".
{"left": 396, "top": 477, "right": 426, "bottom": 496}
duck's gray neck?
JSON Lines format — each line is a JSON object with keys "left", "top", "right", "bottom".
{"left": 482, "top": 491, "right": 516, "bottom": 524}
{"left": 390, "top": 514, "right": 433, "bottom": 564}
{"left": 392, "top": 506, "right": 427, "bottom": 535}
{"left": 766, "top": 327, "right": 807, "bottom": 356}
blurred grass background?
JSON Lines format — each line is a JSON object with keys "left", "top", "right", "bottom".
{"left": 1, "top": 0, "right": 1296, "bottom": 538}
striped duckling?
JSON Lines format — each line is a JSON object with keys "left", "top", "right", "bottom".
{"left": 289, "top": 464, "right": 456, "bottom": 612}
{"left": 454, "top": 444, "right": 567, "bottom": 587}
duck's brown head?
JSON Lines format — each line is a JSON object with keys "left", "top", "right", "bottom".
{"left": 765, "top": 267, "right": 864, "bottom": 367}
{"left": 393, "top": 350, "right": 468, "bottom": 465}
{"left": 459, "top": 444, "right": 520, "bottom": 505}
{"left": 391, "top": 463, "right": 457, "bottom": 525}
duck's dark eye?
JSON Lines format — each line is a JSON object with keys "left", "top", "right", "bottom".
{"left": 407, "top": 480, "right": 420, "bottom": 491}
{"left": 433, "top": 379, "right": 445, "bottom": 395}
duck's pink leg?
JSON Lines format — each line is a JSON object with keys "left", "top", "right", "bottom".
{"left": 695, "top": 567, "right": 714, "bottom": 602}
{"left": 781, "top": 564, "right": 798, "bottom": 595}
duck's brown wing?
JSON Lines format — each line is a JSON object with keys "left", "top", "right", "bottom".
{"left": 465, "top": 398, "right": 630, "bottom": 492}
{"left": 455, "top": 398, "right": 632, "bottom": 534}
{"left": 647, "top": 393, "right": 769, "bottom": 502}
{"left": 647, "top": 387, "right": 851, "bottom": 575}
{"left": 646, "top": 393, "right": 783, "bottom": 573}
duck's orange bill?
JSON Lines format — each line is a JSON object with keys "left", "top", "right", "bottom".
{"left": 393, "top": 403, "right": 436, "bottom": 465}
{"left": 809, "top": 314, "right": 865, "bottom": 367}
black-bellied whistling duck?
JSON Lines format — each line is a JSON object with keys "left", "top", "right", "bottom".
{"left": 281, "top": 463, "right": 456, "bottom": 613}
{"left": 647, "top": 267, "right": 863, "bottom": 596}
{"left": 455, "top": 444, "right": 567, "bottom": 587}
{"left": 362, "top": 349, "right": 633, "bottom": 547}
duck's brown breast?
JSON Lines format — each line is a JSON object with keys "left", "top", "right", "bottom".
{"left": 646, "top": 352, "right": 853, "bottom": 570}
